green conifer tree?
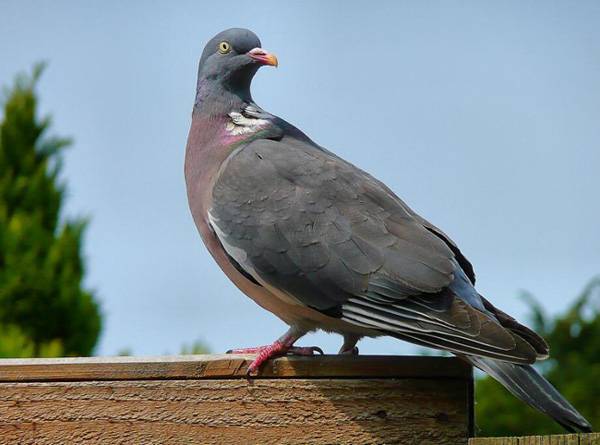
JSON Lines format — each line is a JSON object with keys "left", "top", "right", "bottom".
{"left": 0, "top": 65, "right": 101, "bottom": 357}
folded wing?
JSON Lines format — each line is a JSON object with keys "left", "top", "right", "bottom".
{"left": 210, "top": 136, "right": 544, "bottom": 364}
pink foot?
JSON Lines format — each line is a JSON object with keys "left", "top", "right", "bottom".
{"left": 227, "top": 342, "right": 323, "bottom": 374}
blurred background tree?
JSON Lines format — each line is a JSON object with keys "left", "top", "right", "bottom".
{"left": 476, "top": 276, "right": 600, "bottom": 436}
{"left": 0, "top": 65, "right": 101, "bottom": 357}
{"left": 179, "top": 339, "right": 211, "bottom": 355}
{"left": 114, "top": 340, "right": 211, "bottom": 357}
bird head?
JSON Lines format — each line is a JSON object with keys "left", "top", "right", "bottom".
{"left": 196, "top": 28, "right": 277, "bottom": 101}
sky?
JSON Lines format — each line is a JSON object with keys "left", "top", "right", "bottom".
{"left": 0, "top": 1, "right": 599, "bottom": 357}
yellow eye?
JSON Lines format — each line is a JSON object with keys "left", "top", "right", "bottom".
{"left": 218, "top": 41, "right": 231, "bottom": 54}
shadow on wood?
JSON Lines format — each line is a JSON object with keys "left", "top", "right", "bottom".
{"left": 0, "top": 354, "right": 472, "bottom": 445}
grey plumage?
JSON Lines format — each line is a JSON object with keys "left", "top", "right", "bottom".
{"left": 209, "top": 129, "right": 543, "bottom": 364}
{"left": 185, "top": 28, "right": 592, "bottom": 432}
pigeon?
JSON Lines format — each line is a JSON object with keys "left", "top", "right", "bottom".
{"left": 184, "top": 28, "right": 592, "bottom": 432}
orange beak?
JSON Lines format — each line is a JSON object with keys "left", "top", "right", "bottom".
{"left": 248, "top": 47, "right": 278, "bottom": 67}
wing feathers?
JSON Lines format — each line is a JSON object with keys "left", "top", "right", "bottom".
{"left": 210, "top": 136, "right": 541, "bottom": 365}
{"left": 342, "top": 292, "right": 537, "bottom": 363}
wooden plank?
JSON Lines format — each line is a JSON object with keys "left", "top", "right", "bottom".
{"left": 469, "top": 433, "right": 600, "bottom": 445}
{"left": 470, "top": 438, "right": 518, "bottom": 445}
{"left": 580, "top": 433, "right": 600, "bottom": 445}
{"left": 0, "top": 377, "right": 470, "bottom": 445}
{"left": 0, "top": 354, "right": 471, "bottom": 382}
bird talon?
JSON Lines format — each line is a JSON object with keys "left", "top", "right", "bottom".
{"left": 231, "top": 341, "right": 325, "bottom": 376}
{"left": 287, "top": 345, "right": 324, "bottom": 356}
{"left": 338, "top": 346, "right": 359, "bottom": 355}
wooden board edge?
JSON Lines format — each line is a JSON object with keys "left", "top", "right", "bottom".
{"left": 0, "top": 354, "right": 473, "bottom": 382}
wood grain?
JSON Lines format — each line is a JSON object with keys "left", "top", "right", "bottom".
{"left": 469, "top": 433, "right": 600, "bottom": 445}
{"left": 0, "top": 355, "right": 472, "bottom": 444}
{"left": 0, "top": 379, "right": 469, "bottom": 444}
{"left": 0, "top": 354, "right": 472, "bottom": 382}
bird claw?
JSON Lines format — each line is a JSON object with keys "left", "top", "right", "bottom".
{"left": 226, "top": 342, "right": 324, "bottom": 375}
{"left": 339, "top": 346, "right": 359, "bottom": 355}
{"left": 288, "top": 345, "right": 324, "bottom": 356}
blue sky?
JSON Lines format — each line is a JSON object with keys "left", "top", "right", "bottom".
{"left": 1, "top": 1, "right": 599, "bottom": 356}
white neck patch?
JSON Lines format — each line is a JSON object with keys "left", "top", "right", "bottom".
{"left": 226, "top": 111, "right": 269, "bottom": 136}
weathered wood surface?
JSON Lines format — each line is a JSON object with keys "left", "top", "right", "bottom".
{"left": 470, "top": 433, "right": 600, "bottom": 444}
{"left": 0, "top": 353, "right": 471, "bottom": 381}
{"left": 0, "top": 355, "right": 472, "bottom": 445}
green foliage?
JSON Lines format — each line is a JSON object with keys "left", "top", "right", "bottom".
{"left": 116, "top": 347, "right": 133, "bottom": 357}
{"left": 113, "top": 339, "right": 211, "bottom": 357}
{"left": 0, "top": 324, "right": 63, "bottom": 358}
{"left": 0, "top": 65, "right": 101, "bottom": 357}
{"left": 476, "top": 277, "right": 600, "bottom": 435}
{"left": 179, "top": 339, "right": 211, "bottom": 355}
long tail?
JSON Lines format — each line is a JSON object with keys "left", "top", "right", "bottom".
{"left": 466, "top": 355, "right": 592, "bottom": 432}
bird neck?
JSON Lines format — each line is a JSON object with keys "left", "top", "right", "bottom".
{"left": 194, "top": 72, "right": 255, "bottom": 117}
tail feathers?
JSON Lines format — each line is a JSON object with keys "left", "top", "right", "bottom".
{"left": 480, "top": 296, "right": 550, "bottom": 359}
{"left": 467, "top": 356, "right": 592, "bottom": 433}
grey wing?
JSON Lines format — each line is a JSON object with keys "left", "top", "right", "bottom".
{"left": 210, "top": 137, "right": 538, "bottom": 363}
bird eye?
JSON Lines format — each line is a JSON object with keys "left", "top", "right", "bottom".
{"left": 218, "top": 41, "right": 231, "bottom": 54}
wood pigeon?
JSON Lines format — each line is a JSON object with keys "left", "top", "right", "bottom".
{"left": 184, "top": 28, "right": 592, "bottom": 432}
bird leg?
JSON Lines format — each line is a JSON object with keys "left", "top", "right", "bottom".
{"left": 226, "top": 327, "right": 323, "bottom": 375}
{"left": 338, "top": 334, "right": 360, "bottom": 355}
